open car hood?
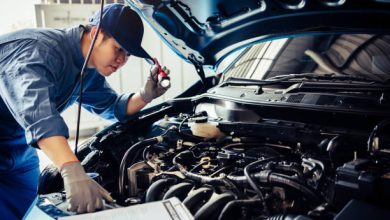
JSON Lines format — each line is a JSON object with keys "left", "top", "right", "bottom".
{"left": 126, "top": 0, "right": 390, "bottom": 69}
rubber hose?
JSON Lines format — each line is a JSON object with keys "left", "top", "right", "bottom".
{"left": 118, "top": 137, "right": 161, "bottom": 203}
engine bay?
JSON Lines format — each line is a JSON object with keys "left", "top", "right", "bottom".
{"left": 38, "top": 94, "right": 390, "bottom": 219}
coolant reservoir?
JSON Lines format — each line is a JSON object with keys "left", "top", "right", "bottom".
{"left": 188, "top": 116, "right": 224, "bottom": 138}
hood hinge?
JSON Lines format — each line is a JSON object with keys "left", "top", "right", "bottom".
{"left": 189, "top": 55, "right": 207, "bottom": 86}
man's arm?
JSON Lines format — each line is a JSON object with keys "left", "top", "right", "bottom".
{"left": 126, "top": 92, "right": 147, "bottom": 115}
{"left": 38, "top": 136, "right": 78, "bottom": 168}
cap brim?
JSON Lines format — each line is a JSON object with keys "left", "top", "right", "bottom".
{"left": 132, "top": 47, "right": 152, "bottom": 61}
{"left": 115, "top": 38, "right": 153, "bottom": 63}
{"left": 121, "top": 43, "right": 152, "bottom": 60}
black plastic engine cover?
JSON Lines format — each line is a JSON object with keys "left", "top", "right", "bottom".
{"left": 333, "top": 159, "right": 390, "bottom": 208}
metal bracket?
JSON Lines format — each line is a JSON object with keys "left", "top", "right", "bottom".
{"left": 188, "top": 54, "right": 206, "bottom": 86}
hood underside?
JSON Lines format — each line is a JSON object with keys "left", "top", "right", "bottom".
{"left": 126, "top": 0, "right": 390, "bottom": 68}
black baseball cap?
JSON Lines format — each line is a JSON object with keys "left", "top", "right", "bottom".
{"left": 89, "top": 3, "right": 152, "bottom": 60}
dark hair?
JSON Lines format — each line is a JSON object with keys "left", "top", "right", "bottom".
{"left": 83, "top": 24, "right": 112, "bottom": 41}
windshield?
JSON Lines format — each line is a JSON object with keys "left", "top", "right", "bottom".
{"left": 221, "top": 34, "right": 390, "bottom": 83}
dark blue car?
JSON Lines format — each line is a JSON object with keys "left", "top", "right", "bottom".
{"left": 33, "top": 1, "right": 390, "bottom": 219}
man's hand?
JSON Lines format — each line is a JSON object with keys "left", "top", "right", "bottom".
{"left": 60, "top": 162, "right": 114, "bottom": 213}
{"left": 140, "top": 64, "right": 171, "bottom": 103}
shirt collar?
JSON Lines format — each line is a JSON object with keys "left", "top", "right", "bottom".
{"left": 65, "top": 25, "right": 87, "bottom": 70}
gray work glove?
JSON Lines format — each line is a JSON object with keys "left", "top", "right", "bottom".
{"left": 140, "top": 64, "right": 171, "bottom": 103}
{"left": 60, "top": 162, "right": 114, "bottom": 213}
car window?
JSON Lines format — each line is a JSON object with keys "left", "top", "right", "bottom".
{"left": 222, "top": 34, "right": 390, "bottom": 83}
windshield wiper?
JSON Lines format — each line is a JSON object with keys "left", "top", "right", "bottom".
{"left": 221, "top": 73, "right": 386, "bottom": 88}
{"left": 266, "top": 73, "right": 386, "bottom": 84}
{"left": 221, "top": 77, "right": 279, "bottom": 87}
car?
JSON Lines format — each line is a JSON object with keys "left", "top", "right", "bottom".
{"left": 34, "top": 1, "right": 390, "bottom": 219}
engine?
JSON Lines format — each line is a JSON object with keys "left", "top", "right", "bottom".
{"left": 38, "top": 101, "right": 390, "bottom": 219}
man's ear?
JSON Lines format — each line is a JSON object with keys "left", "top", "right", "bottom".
{"left": 90, "top": 26, "right": 99, "bottom": 39}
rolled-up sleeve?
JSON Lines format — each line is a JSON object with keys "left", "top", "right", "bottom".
{"left": 114, "top": 92, "right": 133, "bottom": 121}
{"left": 79, "top": 72, "right": 134, "bottom": 122}
{"left": 0, "top": 45, "right": 69, "bottom": 145}
{"left": 25, "top": 115, "right": 69, "bottom": 145}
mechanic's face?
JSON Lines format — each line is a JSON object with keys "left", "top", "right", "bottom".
{"left": 90, "top": 30, "right": 129, "bottom": 76}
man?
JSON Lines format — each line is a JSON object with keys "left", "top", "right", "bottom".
{"left": 0, "top": 3, "right": 169, "bottom": 219}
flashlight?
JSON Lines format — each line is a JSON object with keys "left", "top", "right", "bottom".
{"left": 152, "top": 58, "right": 171, "bottom": 88}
